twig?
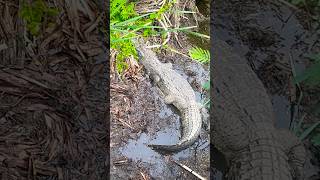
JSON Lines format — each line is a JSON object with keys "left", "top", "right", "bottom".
{"left": 140, "top": 172, "right": 149, "bottom": 180}
{"left": 115, "top": 118, "right": 135, "bottom": 130}
{"left": 278, "top": 0, "right": 300, "bottom": 11}
{"left": 170, "top": 158, "right": 207, "bottom": 180}
{"left": 165, "top": 45, "right": 191, "bottom": 59}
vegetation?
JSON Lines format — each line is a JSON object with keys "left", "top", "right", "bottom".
{"left": 110, "top": 0, "right": 211, "bottom": 110}
{"left": 202, "top": 80, "right": 210, "bottom": 109}
{"left": 291, "top": 53, "right": 320, "bottom": 146}
{"left": 110, "top": 0, "right": 210, "bottom": 74}
{"left": 20, "top": 0, "right": 59, "bottom": 36}
{"left": 187, "top": 47, "right": 210, "bottom": 109}
{"left": 188, "top": 47, "right": 210, "bottom": 64}
{"left": 295, "top": 53, "right": 320, "bottom": 87}
{"left": 291, "top": 115, "right": 320, "bottom": 145}
{"left": 288, "top": 0, "right": 320, "bottom": 10}
{"left": 110, "top": 0, "right": 175, "bottom": 73}
{"left": 287, "top": 0, "right": 320, "bottom": 22}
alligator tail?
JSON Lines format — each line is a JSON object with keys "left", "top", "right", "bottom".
{"left": 147, "top": 138, "right": 197, "bottom": 154}
{"left": 148, "top": 106, "right": 203, "bottom": 154}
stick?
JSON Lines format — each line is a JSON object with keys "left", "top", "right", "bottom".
{"left": 170, "top": 158, "right": 207, "bottom": 180}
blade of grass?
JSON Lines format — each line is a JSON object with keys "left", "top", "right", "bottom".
{"left": 112, "top": 13, "right": 152, "bottom": 27}
{"left": 292, "top": 113, "right": 307, "bottom": 134}
{"left": 299, "top": 121, "right": 320, "bottom": 140}
{"left": 180, "top": 29, "right": 210, "bottom": 39}
{"left": 161, "top": 26, "right": 198, "bottom": 33}
{"left": 111, "top": 36, "right": 137, "bottom": 43}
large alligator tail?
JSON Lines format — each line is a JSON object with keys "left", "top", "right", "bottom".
{"left": 147, "top": 137, "right": 198, "bottom": 154}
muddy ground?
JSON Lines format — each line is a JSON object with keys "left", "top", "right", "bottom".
{"left": 212, "top": 0, "right": 320, "bottom": 179}
{"left": 110, "top": 1, "right": 211, "bottom": 179}
{"left": 110, "top": 45, "right": 210, "bottom": 179}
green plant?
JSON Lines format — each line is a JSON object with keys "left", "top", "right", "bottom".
{"left": 294, "top": 118, "right": 320, "bottom": 146}
{"left": 188, "top": 47, "right": 210, "bottom": 64}
{"left": 290, "top": 53, "right": 320, "bottom": 146}
{"left": 202, "top": 80, "right": 210, "bottom": 109}
{"left": 290, "top": 112, "right": 320, "bottom": 143}
{"left": 110, "top": 0, "right": 165, "bottom": 73}
{"left": 20, "top": 0, "right": 59, "bottom": 36}
{"left": 311, "top": 133, "right": 320, "bottom": 146}
{"left": 294, "top": 53, "right": 320, "bottom": 87}
{"left": 110, "top": 0, "right": 210, "bottom": 74}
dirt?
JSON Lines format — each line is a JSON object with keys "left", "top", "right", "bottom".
{"left": 212, "top": 0, "right": 320, "bottom": 179}
{"left": 0, "top": 0, "right": 108, "bottom": 179}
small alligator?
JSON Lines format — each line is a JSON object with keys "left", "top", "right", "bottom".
{"left": 212, "top": 39, "right": 306, "bottom": 179}
{"left": 133, "top": 38, "right": 202, "bottom": 153}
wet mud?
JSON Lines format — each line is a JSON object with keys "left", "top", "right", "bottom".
{"left": 110, "top": 52, "right": 210, "bottom": 179}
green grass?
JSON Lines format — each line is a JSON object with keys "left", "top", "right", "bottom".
{"left": 110, "top": 0, "right": 182, "bottom": 73}
{"left": 19, "top": 0, "right": 59, "bottom": 36}
{"left": 110, "top": 0, "right": 210, "bottom": 74}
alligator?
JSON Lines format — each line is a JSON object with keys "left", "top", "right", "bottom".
{"left": 212, "top": 39, "right": 306, "bottom": 180}
{"left": 133, "top": 38, "right": 202, "bottom": 153}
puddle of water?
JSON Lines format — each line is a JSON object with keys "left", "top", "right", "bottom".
{"left": 272, "top": 95, "right": 291, "bottom": 128}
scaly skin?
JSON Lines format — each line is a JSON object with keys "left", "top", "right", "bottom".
{"left": 133, "top": 38, "right": 202, "bottom": 153}
{"left": 212, "top": 39, "right": 306, "bottom": 179}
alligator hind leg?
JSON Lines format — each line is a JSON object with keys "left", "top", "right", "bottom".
{"left": 164, "top": 95, "right": 187, "bottom": 110}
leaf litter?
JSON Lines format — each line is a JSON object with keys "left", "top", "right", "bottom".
{"left": 0, "top": 0, "right": 108, "bottom": 179}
